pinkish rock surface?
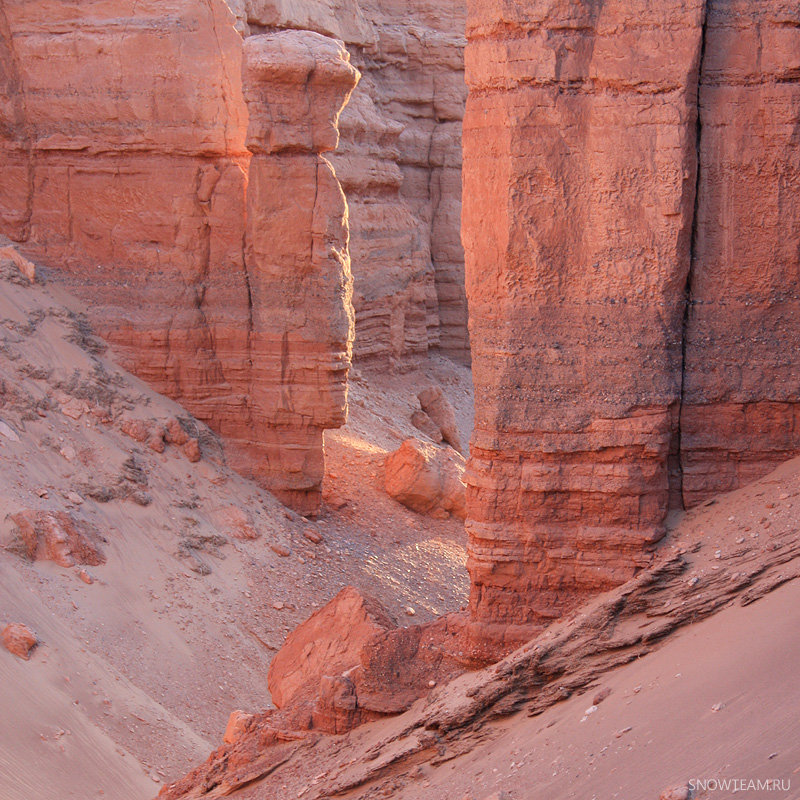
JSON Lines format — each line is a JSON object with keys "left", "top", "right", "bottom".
{"left": 240, "top": 31, "right": 358, "bottom": 513}
{"left": 680, "top": 0, "right": 800, "bottom": 506}
{"left": 5, "top": 510, "right": 106, "bottom": 568}
{"left": 267, "top": 586, "right": 396, "bottom": 709}
{"left": 462, "top": 0, "right": 705, "bottom": 645}
{"left": 0, "top": 5, "right": 362, "bottom": 514}
{"left": 244, "top": 0, "right": 469, "bottom": 364}
{"left": 462, "top": 0, "right": 800, "bottom": 649}
{"left": 384, "top": 437, "right": 466, "bottom": 521}
{"left": 0, "top": 0, "right": 469, "bottom": 511}
{"left": 1, "top": 623, "right": 37, "bottom": 660}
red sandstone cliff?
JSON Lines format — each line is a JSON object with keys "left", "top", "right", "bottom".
{"left": 463, "top": 0, "right": 800, "bottom": 645}
{"left": 0, "top": 2, "right": 360, "bottom": 513}
{"left": 680, "top": 0, "right": 800, "bottom": 506}
{"left": 0, "top": 0, "right": 469, "bottom": 511}
{"left": 242, "top": 0, "right": 470, "bottom": 364}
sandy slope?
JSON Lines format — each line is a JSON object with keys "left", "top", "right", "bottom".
{"left": 0, "top": 251, "right": 472, "bottom": 799}
{"left": 159, "top": 453, "right": 800, "bottom": 800}
{"left": 394, "top": 579, "right": 800, "bottom": 800}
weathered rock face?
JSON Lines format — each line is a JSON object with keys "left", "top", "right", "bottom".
{"left": 680, "top": 0, "right": 800, "bottom": 506}
{"left": 463, "top": 0, "right": 705, "bottom": 642}
{"left": 241, "top": 31, "right": 358, "bottom": 511}
{"left": 267, "top": 586, "right": 396, "bottom": 710}
{"left": 245, "top": 0, "right": 470, "bottom": 364}
{"left": 463, "top": 0, "right": 800, "bottom": 645}
{"left": 0, "top": 3, "right": 359, "bottom": 513}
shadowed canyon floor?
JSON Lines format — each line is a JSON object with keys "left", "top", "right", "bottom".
{"left": 0, "top": 254, "right": 471, "bottom": 799}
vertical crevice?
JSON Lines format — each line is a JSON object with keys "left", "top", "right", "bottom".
{"left": 674, "top": 1, "right": 710, "bottom": 510}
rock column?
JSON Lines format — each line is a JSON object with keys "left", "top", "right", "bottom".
{"left": 242, "top": 32, "right": 359, "bottom": 513}
{"left": 463, "top": 0, "right": 706, "bottom": 648}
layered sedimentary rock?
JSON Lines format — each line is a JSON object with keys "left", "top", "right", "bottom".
{"left": 0, "top": 3, "right": 358, "bottom": 512}
{"left": 463, "top": 1, "right": 705, "bottom": 643}
{"left": 241, "top": 32, "right": 358, "bottom": 510}
{"left": 245, "top": 0, "right": 470, "bottom": 364}
{"left": 463, "top": 0, "right": 800, "bottom": 644}
{"left": 680, "top": 1, "right": 800, "bottom": 506}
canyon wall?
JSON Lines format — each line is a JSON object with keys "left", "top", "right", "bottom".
{"left": 680, "top": 0, "right": 800, "bottom": 506}
{"left": 0, "top": 1, "right": 358, "bottom": 513}
{"left": 243, "top": 0, "right": 470, "bottom": 364}
{"left": 0, "top": 0, "right": 468, "bottom": 507}
{"left": 463, "top": 0, "right": 800, "bottom": 646}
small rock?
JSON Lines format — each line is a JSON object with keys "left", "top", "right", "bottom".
{"left": 66, "top": 491, "right": 84, "bottom": 505}
{"left": 164, "top": 418, "right": 189, "bottom": 446}
{"left": 615, "top": 726, "right": 633, "bottom": 738}
{"left": 119, "top": 416, "right": 149, "bottom": 442}
{"left": 183, "top": 438, "right": 201, "bottom": 463}
{"left": 272, "top": 602, "right": 285, "bottom": 611}
{"left": 303, "top": 528, "right": 323, "bottom": 544}
{"left": 78, "top": 569, "right": 94, "bottom": 585}
{"left": 35, "top": 488, "right": 48, "bottom": 498}
{"left": 404, "top": 606, "right": 416, "bottom": 616}
{"left": 2, "top": 623, "right": 38, "bottom": 660}
{"left": 61, "top": 398, "right": 87, "bottom": 420}
{"left": 711, "top": 702, "right": 725, "bottom": 712}
{"left": 593, "top": 687, "right": 611, "bottom": 705}
{"left": 269, "top": 541, "right": 291, "bottom": 557}
{"left": 223, "top": 710, "right": 254, "bottom": 744}
{"left": 659, "top": 785, "right": 690, "bottom": 800}
{"left": 147, "top": 431, "right": 166, "bottom": 453}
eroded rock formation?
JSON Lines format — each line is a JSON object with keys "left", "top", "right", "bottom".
{"left": 0, "top": 3, "right": 361, "bottom": 513}
{"left": 243, "top": 0, "right": 469, "bottom": 364}
{"left": 0, "top": 0, "right": 470, "bottom": 509}
{"left": 241, "top": 31, "right": 358, "bottom": 511}
{"left": 463, "top": 1, "right": 705, "bottom": 644}
{"left": 680, "top": 1, "right": 800, "bottom": 506}
{"left": 463, "top": 0, "right": 800, "bottom": 645}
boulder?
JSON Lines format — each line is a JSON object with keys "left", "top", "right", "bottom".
{"left": 2, "top": 623, "right": 37, "bottom": 660}
{"left": 267, "top": 586, "right": 396, "bottom": 709}
{"left": 411, "top": 409, "right": 443, "bottom": 443}
{"left": 384, "top": 437, "right": 466, "bottom": 520}
{"left": 4, "top": 510, "right": 105, "bottom": 568}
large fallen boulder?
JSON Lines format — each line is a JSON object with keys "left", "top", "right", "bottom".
{"left": 384, "top": 438, "right": 466, "bottom": 520}
{"left": 267, "top": 586, "right": 396, "bottom": 709}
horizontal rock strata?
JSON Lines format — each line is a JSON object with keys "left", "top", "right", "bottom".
{"left": 463, "top": 0, "right": 706, "bottom": 643}
{"left": 680, "top": 0, "right": 800, "bottom": 505}
{"left": 0, "top": 3, "right": 359, "bottom": 513}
